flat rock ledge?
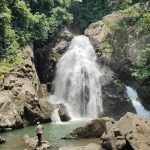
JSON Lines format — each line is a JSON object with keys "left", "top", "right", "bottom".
{"left": 23, "top": 135, "right": 51, "bottom": 150}
{"left": 59, "top": 143, "right": 100, "bottom": 150}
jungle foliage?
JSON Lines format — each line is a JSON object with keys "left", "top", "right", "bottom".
{"left": 0, "top": 0, "right": 149, "bottom": 80}
{"left": 0, "top": 0, "right": 72, "bottom": 62}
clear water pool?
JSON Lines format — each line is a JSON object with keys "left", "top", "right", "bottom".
{"left": 0, "top": 121, "right": 99, "bottom": 150}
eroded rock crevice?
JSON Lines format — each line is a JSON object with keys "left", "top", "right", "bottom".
{"left": 33, "top": 25, "right": 80, "bottom": 92}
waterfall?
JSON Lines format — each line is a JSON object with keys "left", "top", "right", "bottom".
{"left": 51, "top": 35, "right": 103, "bottom": 119}
{"left": 51, "top": 105, "right": 61, "bottom": 122}
{"left": 126, "top": 86, "right": 150, "bottom": 117}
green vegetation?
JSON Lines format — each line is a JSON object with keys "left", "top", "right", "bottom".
{"left": 0, "top": 0, "right": 73, "bottom": 62}
{"left": 133, "top": 44, "right": 150, "bottom": 80}
{"left": 134, "top": 2, "right": 150, "bottom": 80}
{"left": 70, "top": 0, "right": 140, "bottom": 29}
{"left": 0, "top": 0, "right": 149, "bottom": 81}
{"left": 137, "top": 11, "right": 150, "bottom": 32}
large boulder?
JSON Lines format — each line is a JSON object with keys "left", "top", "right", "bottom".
{"left": 100, "top": 112, "right": 150, "bottom": 150}
{"left": 24, "top": 98, "right": 54, "bottom": 125}
{"left": 63, "top": 117, "right": 115, "bottom": 139}
{"left": 23, "top": 134, "right": 51, "bottom": 150}
{"left": 58, "top": 104, "right": 71, "bottom": 122}
{"left": 0, "top": 136, "right": 6, "bottom": 144}
{"left": 0, "top": 91, "right": 24, "bottom": 131}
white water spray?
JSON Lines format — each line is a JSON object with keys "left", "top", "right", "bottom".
{"left": 126, "top": 86, "right": 150, "bottom": 117}
{"left": 51, "top": 105, "right": 61, "bottom": 122}
{"left": 50, "top": 35, "right": 103, "bottom": 119}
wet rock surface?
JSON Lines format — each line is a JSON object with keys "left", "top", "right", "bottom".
{"left": 58, "top": 104, "right": 71, "bottom": 122}
{"left": 63, "top": 117, "right": 115, "bottom": 139}
{"left": 23, "top": 134, "right": 51, "bottom": 150}
{"left": 102, "top": 68, "right": 136, "bottom": 119}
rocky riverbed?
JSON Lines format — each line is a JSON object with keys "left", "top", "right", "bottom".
{"left": 62, "top": 112, "right": 150, "bottom": 150}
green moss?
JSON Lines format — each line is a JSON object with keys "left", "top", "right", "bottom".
{"left": 120, "top": 4, "right": 140, "bottom": 15}
{"left": 15, "top": 56, "right": 24, "bottom": 65}
{"left": 137, "top": 11, "right": 150, "bottom": 33}
{"left": 103, "top": 17, "right": 124, "bottom": 31}
{"left": 0, "top": 52, "right": 26, "bottom": 77}
{"left": 0, "top": 61, "right": 13, "bottom": 77}
{"left": 101, "top": 42, "right": 113, "bottom": 54}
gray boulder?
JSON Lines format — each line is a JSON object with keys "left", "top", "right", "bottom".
{"left": 58, "top": 104, "right": 71, "bottom": 122}
{"left": 23, "top": 98, "right": 54, "bottom": 125}
{"left": 100, "top": 112, "right": 150, "bottom": 150}
{"left": 23, "top": 134, "right": 51, "bottom": 150}
{"left": 0, "top": 92, "right": 23, "bottom": 130}
{"left": 63, "top": 117, "right": 115, "bottom": 139}
{"left": 0, "top": 136, "right": 6, "bottom": 144}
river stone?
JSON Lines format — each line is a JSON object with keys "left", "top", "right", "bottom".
{"left": 0, "top": 136, "right": 6, "bottom": 144}
{"left": 59, "top": 143, "right": 101, "bottom": 150}
{"left": 23, "top": 134, "right": 51, "bottom": 150}
{"left": 58, "top": 104, "right": 71, "bottom": 122}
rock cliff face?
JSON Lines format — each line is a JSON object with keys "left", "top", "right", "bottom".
{"left": 85, "top": 3, "right": 150, "bottom": 111}
{"left": 33, "top": 25, "right": 136, "bottom": 119}
{"left": 102, "top": 68, "right": 136, "bottom": 118}
{"left": 85, "top": 4, "right": 149, "bottom": 78}
{"left": 34, "top": 26, "right": 74, "bottom": 91}
{"left": 0, "top": 47, "right": 53, "bottom": 131}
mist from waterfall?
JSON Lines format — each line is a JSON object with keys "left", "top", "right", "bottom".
{"left": 50, "top": 35, "right": 103, "bottom": 119}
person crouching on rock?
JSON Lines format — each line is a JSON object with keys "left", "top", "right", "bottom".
{"left": 36, "top": 121, "right": 44, "bottom": 146}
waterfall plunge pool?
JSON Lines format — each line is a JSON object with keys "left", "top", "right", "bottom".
{"left": 0, "top": 121, "right": 99, "bottom": 150}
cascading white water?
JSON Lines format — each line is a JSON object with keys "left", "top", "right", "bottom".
{"left": 51, "top": 105, "right": 61, "bottom": 122}
{"left": 126, "top": 86, "right": 150, "bottom": 117}
{"left": 51, "top": 35, "right": 103, "bottom": 119}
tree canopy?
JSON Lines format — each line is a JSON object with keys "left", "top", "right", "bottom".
{"left": 0, "top": 0, "right": 149, "bottom": 81}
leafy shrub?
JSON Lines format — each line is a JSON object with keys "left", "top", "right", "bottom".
{"left": 133, "top": 44, "right": 150, "bottom": 80}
